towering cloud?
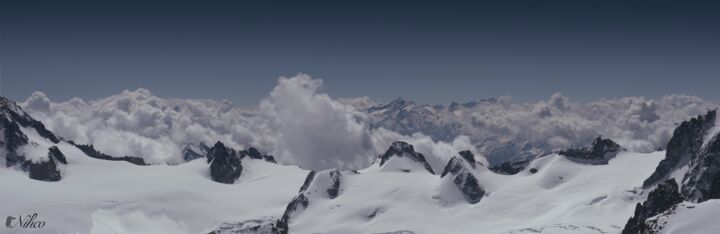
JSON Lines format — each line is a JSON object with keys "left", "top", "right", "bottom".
{"left": 260, "top": 74, "right": 375, "bottom": 170}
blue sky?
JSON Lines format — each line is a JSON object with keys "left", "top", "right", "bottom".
{"left": 1, "top": 1, "right": 719, "bottom": 107}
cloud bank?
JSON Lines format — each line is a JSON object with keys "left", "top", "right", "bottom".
{"left": 20, "top": 74, "right": 718, "bottom": 168}
{"left": 375, "top": 93, "right": 717, "bottom": 163}
{"left": 21, "top": 75, "right": 383, "bottom": 169}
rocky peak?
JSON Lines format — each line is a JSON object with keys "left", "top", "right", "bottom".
{"left": 378, "top": 141, "right": 435, "bottom": 174}
{"left": 276, "top": 169, "right": 344, "bottom": 234}
{"left": 0, "top": 97, "right": 60, "bottom": 143}
{"left": 558, "top": 136, "right": 623, "bottom": 164}
{"left": 643, "top": 110, "right": 716, "bottom": 188}
{"left": 677, "top": 111, "right": 720, "bottom": 202}
{"left": 240, "top": 147, "right": 277, "bottom": 163}
{"left": 367, "top": 97, "right": 414, "bottom": 113}
{"left": 206, "top": 141, "right": 242, "bottom": 184}
{"left": 624, "top": 110, "right": 720, "bottom": 233}
{"left": 440, "top": 154, "right": 486, "bottom": 204}
{"left": 622, "top": 180, "right": 683, "bottom": 234}
{"left": 182, "top": 143, "right": 209, "bottom": 162}
{"left": 1, "top": 98, "right": 69, "bottom": 182}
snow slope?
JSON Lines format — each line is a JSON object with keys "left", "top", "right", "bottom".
{"left": 285, "top": 151, "right": 664, "bottom": 234}
{"left": 648, "top": 200, "right": 720, "bottom": 234}
{"left": 0, "top": 134, "right": 307, "bottom": 234}
{"left": 2, "top": 138, "right": 665, "bottom": 234}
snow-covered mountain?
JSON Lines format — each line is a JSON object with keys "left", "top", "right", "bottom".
{"left": 4, "top": 94, "right": 720, "bottom": 233}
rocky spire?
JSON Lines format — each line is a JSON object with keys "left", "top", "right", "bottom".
{"left": 378, "top": 141, "right": 435, "bottom": 174}
{"left": 558, "top": 136, "right": 623, "bottom": 164}
{"left": 206, "top": 141, "right": 242, "bottom": 184}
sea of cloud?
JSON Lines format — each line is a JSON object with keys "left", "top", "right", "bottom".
{"left": 448, "top": 93, "right": 716, "bottom": 163}
{"left": 20, "top": 74, "right": 717, "bottom": 169}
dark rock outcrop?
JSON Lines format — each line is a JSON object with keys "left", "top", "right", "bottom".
{"left": 28, "top": 146, "right": 68, "bottom": 182}
{"left": 276, "top": 171, "right": 317, "bottom": 234}
{"left": 643, "top": 111, "right": 716, "bottom": 188}
{"left": 298, "top": 171, "right": 316, "bottom": 193}
{"left": 240, "top": 147, "right": 277, "bottom": 164}
{"left": 558, "top": 136, "right": 623, "bottom": 164}
{"left": 1, "top": 98, "right": 68, "bottom": 181}
{"left": 326, "top": 170, "right": 342, "bottom": 199}
{"left": 622, "top": 180, "right": 683, "bottom": 234}
{"left": 70, "top": 141, "right": 147, "bottom": 165}
{"left": 275, "top": 194, "right": 308, "bottom": 234}
{"left": 489, "top": 159, "right": 529, "bottom": 175}
{"left": 458, "top": 150, "right": 477, "bottom": 168}
{"left": 0, "top": 97, "right": 60, "bottom": 143}
{"left": 1, "top": 114, "right": 30, "bottom": 167}
{"left": 379, "top": 141, "right": 435, "bottom": 174}
{"left": 263, "top": 155, "right": 277, "bottom": 164}
{"left": 678, "top": 120, "right": 720, "bottom": 202}
{"left": 242, "top": 147, "right": 263, "bottom": 160}
{"left": 275, "top": 170, "right": 344, "bottom": 234}
{"left": 48, "top": 146, "right": 67, "bottom": 164}
{"left": 207, "top": 218, "right": 282, "bottom": 234}
{"left": 441, "top": 156, "right": 485, "bottom": 204}
{"left": 206, "top": 141, "right": 242, "bottom": 184}
{"left": 182, "top": 143, "right": 209, "bottom": 161}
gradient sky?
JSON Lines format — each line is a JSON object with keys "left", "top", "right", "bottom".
{"left": 1, "top": 1, "right": 719, "bottom": 107}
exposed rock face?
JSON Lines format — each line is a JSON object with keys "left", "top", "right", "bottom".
{"left": 206, "top": 142, "right": 242, "bottom": 184}
{"left": 441, "top": 155, "right": 485, "bottom": 204}
{"left": 242, "top": 147, "right": 263, "bottom": 160}
{"left": 276, "top": 169, "right": 343, "bottom": 234}
{"left": 643, "top": 111, "right": 716, "bottom": 188}
{"left": 262, "top": 155, "right": 277, "bottom": 164}
{"left": 207, "top": 218, "right": 281, "bottom": 234}
{"left": 240, "top": 147, "right": 277, "bottom": 164}
{"left": 326, "top": 170, "right": 342, "bottom": 199}
{"left": 183, "top": 143, "right": 209, "bottom": 161}
{"left": 276, "top": 194, "right": 308, "bottom": 234}
{"left": 638, "top": 110, "right": 720, "bottom": 202}
{"left": 558, "top": 136, "right": 623, "bottom": 164}
{"left": 48, "top": 146, "right": 67, "bottom": 164}
{"left": 28, "top": 146, "right": 67, "bottom": 182}
{"left": 379, "top": 141, "right": 435, "bottom": 174}
{"left": 0, "top": 97, "right": 60, "bottom": 144}
{"left": 1, "top": 113, "right": 30, "bottom": 167}
{"left": 1, "top": 98, "right": 68, "bottom": 181}
{"left": 489, "top": 159, "right": 529, "bottom": 175}
{"left": 297, "top": 171, "right": 316, "bottom": 193}
{"left": 458, "top": 150, "right": 477, "bottom": 168}
{"left": 679, "top": 124, "right": 720, "bottom": 202}
{"left": 622, "top": 180, "right": 682, "bottom": 234}
{"left": 624, "top": 110, "right": 720, "bottom": 233}
{"left": 70, "top": 141, "right": 147, "bottom": 165}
